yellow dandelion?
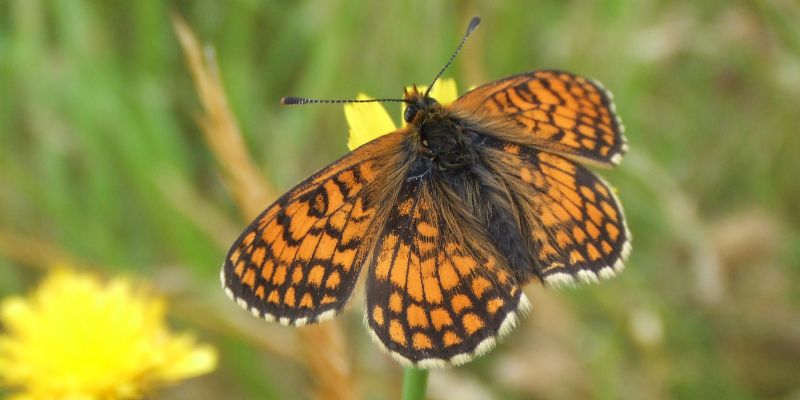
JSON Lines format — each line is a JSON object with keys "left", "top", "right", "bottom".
{"left": 344, "top": 78, "right": 460, "bottom": 150}
{"left": 0, "top": 268, "right": 217, "bottom": 400}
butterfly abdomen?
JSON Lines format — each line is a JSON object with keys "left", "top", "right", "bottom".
{"left": 465, "top": 160, "right": 536, "bottom": 282}
{"left": 484, "top": 199, "right": 535, "bottom": 281}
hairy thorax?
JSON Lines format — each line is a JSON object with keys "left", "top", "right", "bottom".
{"left": 418, "top": 114, "right": 478, "bottom": 172}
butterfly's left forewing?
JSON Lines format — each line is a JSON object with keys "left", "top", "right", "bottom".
{"left": 222, "top": 132, "right": 405, "bottom": 326}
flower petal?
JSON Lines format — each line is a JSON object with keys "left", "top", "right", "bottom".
{"left": 344, "top": 94, "right": 397, "bottom": 150}
{"left": 0, "top": 268, "right": 217, "bottom": 399}
{"left": 428, "top": 78, "right": 459, "bottom": 104}
{"left": 157, "top": 339, "right": 218, "bottom": 381}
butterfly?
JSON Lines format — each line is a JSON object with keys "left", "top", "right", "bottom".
{"left": 221, "top": 17, "right": 630, "bottom": 368}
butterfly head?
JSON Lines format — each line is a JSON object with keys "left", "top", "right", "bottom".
{"left": 403, "top": 86, "right": 441, "bottom": 125}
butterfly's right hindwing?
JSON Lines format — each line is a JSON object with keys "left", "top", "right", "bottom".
{"left": 478, "top": 137, "right": 631, "bottom": 287}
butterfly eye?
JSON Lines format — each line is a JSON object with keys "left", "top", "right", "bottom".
{"left": 404, "top": 105, "right": 418, "bottom": 123}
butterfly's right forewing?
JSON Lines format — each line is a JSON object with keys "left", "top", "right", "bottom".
{"left": 452, "top": 70, "right": 627, "bottom": 166}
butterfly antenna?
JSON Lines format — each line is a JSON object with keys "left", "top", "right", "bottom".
{"left": 281, "top": 96, "right": 408, "bottom": 105}
{"left": 424, "top": 16, "right": 481, "bottom": 99}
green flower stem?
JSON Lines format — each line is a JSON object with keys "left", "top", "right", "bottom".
{"left": 401, "top": 367, "right": 429, "bottom": 400}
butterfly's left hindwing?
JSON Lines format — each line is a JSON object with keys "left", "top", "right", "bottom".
{"left": 365, "top": 175, "right": 530, "bottom": 367}
{"left": 221, "top": 132, "right": 404, "bottom": 326}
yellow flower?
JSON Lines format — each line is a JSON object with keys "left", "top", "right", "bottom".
{"left": 344, "top": 78, "right": 460, "bottom": 150}
{"left": 0, "top": 268, "right": 217, "bottom": 400}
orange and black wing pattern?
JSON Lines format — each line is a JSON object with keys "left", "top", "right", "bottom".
{"left": 365, "top": 176, "right": 530, "bottom": 367}
{"left": 481, "top": 138, "right": 631, "bottom": 287}
{"left": 451, "top": 70, "right": 627, "bottom": 166}
{"left": 221, "top": 133, "right": 402, "bottom": 326}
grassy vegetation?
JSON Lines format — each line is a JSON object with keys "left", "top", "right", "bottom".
{"left": 2, "top": 1, "right": 799, "bottom": 399}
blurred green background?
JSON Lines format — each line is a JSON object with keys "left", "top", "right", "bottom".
{"left": 2, "top": 0, "right": 799, "bottom": 399}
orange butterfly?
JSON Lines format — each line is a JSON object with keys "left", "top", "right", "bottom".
{"left": 221, "top": 17, "right": 630, "bottom": 368}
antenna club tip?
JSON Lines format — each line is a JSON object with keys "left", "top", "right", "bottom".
{"left": 467, "top": 16, "right": 481, "bottom": 33}
{"left": 280, "top": 96, "right": 301, "bottom": 105}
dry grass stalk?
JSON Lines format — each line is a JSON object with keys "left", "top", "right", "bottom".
{"left": 172, "top": 15, "right": 358, "bottom": 400}
{"left": 162, "top": 276, "right": 303, "bottom": 363}
{"left": 172, "top": 16, "right": 273, "bottom": 219}
{"left": 298, "top": 325, "right": 358, "bottom": 400}
{"left": 0, "top": 230, "right": 101, "bottom": 272}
